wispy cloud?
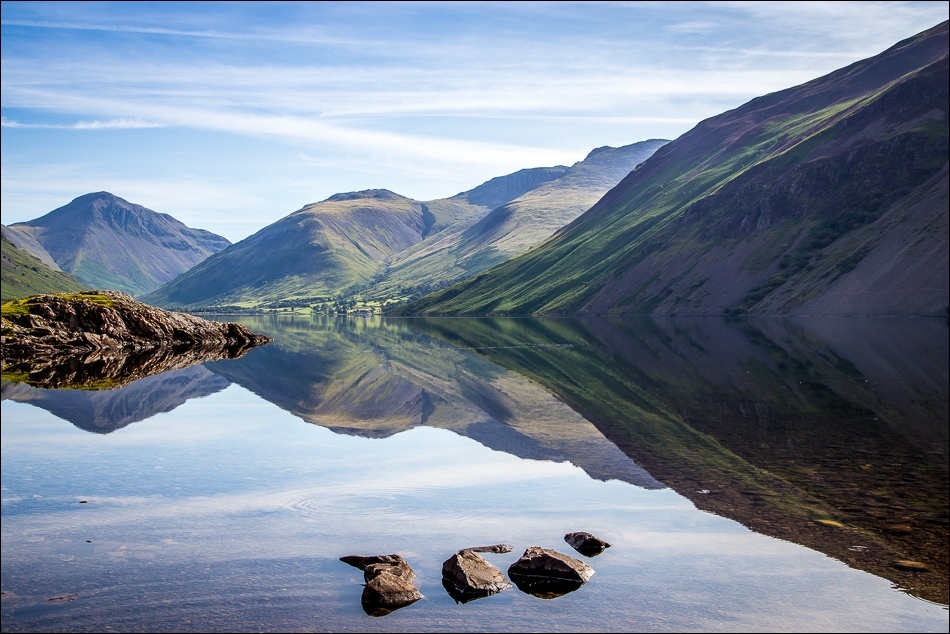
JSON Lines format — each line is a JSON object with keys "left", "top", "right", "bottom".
{"left": 2, "top": 1, "right": 945, "bottom": 239}
{"left": 1, "top": 116, "right": 164, "bottom": 130}
{"left": 0, "top": 17, "right": 373, "bottom": 48}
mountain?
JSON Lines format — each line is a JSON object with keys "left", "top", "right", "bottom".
{"left": 401, "top": 20, "right": 949, "bottom": 317}
{"left": 140, "top": 167, "right": 570, "bottom": 310}
{"left": 366, "top": 139, "right": 668, "bottom": 301}
{"left": 1, "top": 229, "right": 91, "bottom": 301}
{"left": 3, "top": 192, "right": 231, "bottom": 296}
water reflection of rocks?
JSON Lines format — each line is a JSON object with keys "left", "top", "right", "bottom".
{"left": 1, "top": 343, "right": 260, "bottom": 433}
{"left": 2, "top": 341, "right": 259, "bottom": 391}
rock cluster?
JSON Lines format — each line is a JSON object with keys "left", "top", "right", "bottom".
{"left": 341, "top": 532, "right": 609, "bottom": 615}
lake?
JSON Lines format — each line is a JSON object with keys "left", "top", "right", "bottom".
{"left": 2, "top": 315, "right": 947, "bottom": 632}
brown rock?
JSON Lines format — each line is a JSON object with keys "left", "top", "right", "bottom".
{"left": 442, "top": 549, "right": 512, "bottom": 603}
{"left": 1, "top": 291, "right": 271, "bottom": 364}
{"left": 339, "top": 554, "right": 405, "bottom": 571}
{"left": 507, "top": 546, "right": 594, "bottom": 598}
{"left": 340, "top": 553, "right": 423, "bottom": 617}
{"left": 564, "top": 531, "right": 611, "bottom": 557}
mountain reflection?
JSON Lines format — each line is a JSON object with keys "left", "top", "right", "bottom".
{"left": 2, "top": 364, "right": 230, "bottom": 434}
{"left": 3, "top": 313, "right": 946, "bottom": 605}
{"left": 1, "top": 341, "right": 255, "bottom": 432}
{"left": 202, "top": 314, "right": 665, "bottom": 490}
{"left": 410, "top": 315, "right": 949, "bottom": 606}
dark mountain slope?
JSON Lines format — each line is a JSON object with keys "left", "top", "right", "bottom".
{"left": 3, "top": 192, "right": 231, "bottom": 297}
{"left": 402, "top": 21, "right": 949, "bottom": 317}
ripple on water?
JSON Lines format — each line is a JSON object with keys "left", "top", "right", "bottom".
{"left": 283, "top": 486, "right": 486, "bottom": 528}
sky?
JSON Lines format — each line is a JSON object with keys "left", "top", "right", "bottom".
{"left": 1, "top": 1, "right": 947, "bottom": 243}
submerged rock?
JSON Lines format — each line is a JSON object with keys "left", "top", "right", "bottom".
{"left": 442, "top": 548, "right": 512, "bottom": 604}
{"left": 507, "top": 546, "right": 594, "bottom": 599}
{"left": 340, "top": 553, "right": 423, "bottom": 616}
{"left": 564, "top": 531, "right": 611, "bottom": 557}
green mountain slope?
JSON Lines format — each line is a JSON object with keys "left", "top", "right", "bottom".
{"left": 1, "top": 234, "right": 91, "bottom": 301}
{"left": 401, "top": 20, "right": 949, "bottom": 317}
{"left": 141, "top": 167, "right": 570, "bottom": 310}
{"left": 3, "top": 192, "right": 231, "bottom": 297}
{"left": 369, "top": 139, "right": 668, "bottom": 302}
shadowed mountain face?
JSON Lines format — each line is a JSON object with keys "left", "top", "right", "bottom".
{"left": 1, "top": 232, "right": 91, "bottom": 301}
{"left": 368, "top": 140, "right": 669, "bottom": 301}
{"left": 3, "top": 192, "right": 231, "bottom": 297}
{"left": 141, "top": 167, "right": 571, "bottom": 311}
{"left": 412, "top": 315, "right": 948, "bottom": 605}
{"left": 403, "top": 21, "right": 949, "bottom": 317}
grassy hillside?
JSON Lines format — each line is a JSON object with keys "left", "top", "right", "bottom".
{"left": 366, "top": 140, "right": 668, "bottom": 302}
{"left": 1, "top": 238, "right": 91, "bottom": 301}
{"left": 142, "top": 167, "right": 572, "bottom": 311}
{"left": 400, "top": 21, "right": 948, "bottom": 317}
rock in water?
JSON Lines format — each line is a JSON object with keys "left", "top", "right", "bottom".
{"left": 1, "top": 290, "right": 270, "bottom": 362}
{"left": 507, "top": 546, "right": 594, "bottom": 599}
{"left": 564, "top": 531, "right": 611, "bottom": 557}
{"left": 339, "top": 554, "right": 405, "bottom": 571}
{"left": 442, "top": 549, "right": 512, "bottom": 603}
{"left": 339, "top": 553, "right": 423, "bottom": 616}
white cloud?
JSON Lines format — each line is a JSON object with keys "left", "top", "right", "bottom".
{"left": 1, "top": 116, "right": 164, "bottom": 130}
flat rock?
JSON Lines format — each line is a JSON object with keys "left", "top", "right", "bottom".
{"left": 339, "top": 554, "right": 406, "bottom": 571}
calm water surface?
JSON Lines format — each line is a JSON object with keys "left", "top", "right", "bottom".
{"left": 2, "top": 316, "right": 947, "bottom": 632}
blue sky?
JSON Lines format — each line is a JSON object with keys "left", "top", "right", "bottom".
{"left": 2, "top": 1, "right": 947, "bottom": 242}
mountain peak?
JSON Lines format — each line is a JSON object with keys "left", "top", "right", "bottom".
{"left": 325, "top": 189, "right": 408, "bottom": 203}
{"left": 7, "top": 193, "right": 231, "bottom": 297}
{"left": 583, "top": 145, "right": 615, "bottom": 160}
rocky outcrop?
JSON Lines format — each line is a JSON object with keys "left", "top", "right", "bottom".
{"left": 1, "top": 291, "right": 270, "bottom": 363}
{"left": 564, "top": 531, "right": 611, "bottom": 557}
{"left": 340, "top": 554, "right": 423, "bottom": 616}
{"left": 507, "top": 546, "right": 595, "bottom": 599}
{"left": 441, "top": 546, "right": 513, "bottom": 603}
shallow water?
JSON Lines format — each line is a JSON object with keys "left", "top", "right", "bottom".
{"left": 2, "top": 315, "right": 947, "bottom": 632}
